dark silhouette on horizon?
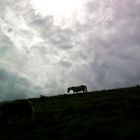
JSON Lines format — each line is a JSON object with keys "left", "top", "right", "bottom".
{"left": 67, "top": 85, "right": 87, "bottom": 94}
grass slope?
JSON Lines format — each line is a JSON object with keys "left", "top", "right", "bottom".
{"left": 0, "top": 86, "right": 140, "bottom": 140}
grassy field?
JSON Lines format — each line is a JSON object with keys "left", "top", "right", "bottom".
{"left": 0, "top": 86, "right": 140, "bottom": 140}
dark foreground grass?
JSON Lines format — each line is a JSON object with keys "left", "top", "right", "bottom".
{"left": 0, "top": 86, "right": 140, "bottom": 140}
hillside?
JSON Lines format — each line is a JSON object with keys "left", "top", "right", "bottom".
{"left": 0, "top": 86, "right": 140, "bottom": 140}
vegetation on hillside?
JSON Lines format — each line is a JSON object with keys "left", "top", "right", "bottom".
{"left": 0, "top": 86, "right": 140, "bottom": 140}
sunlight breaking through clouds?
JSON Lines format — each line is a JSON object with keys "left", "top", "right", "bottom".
{"left": 31, "top": 0, "right": 85, "bottom": 25}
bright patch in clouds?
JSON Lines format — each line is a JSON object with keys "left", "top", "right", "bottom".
{"left": 31, "top": 0, "right": 84, "bottom": 24}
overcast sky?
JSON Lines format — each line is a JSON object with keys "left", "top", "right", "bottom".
{"left": 0, "top": 0, "right": 140, "bottom": 101}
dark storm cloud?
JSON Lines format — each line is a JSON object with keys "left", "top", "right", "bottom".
{"left": 0, "top": 68, "right": 36, "bottom": 101}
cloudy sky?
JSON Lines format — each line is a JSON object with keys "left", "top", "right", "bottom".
{"left": 0, "top": 0, "right": 140, "bottom": 101}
